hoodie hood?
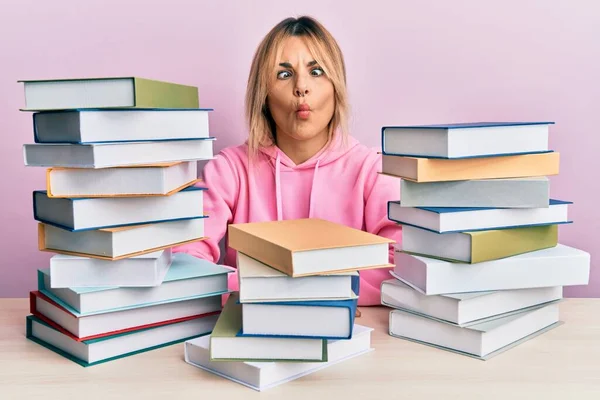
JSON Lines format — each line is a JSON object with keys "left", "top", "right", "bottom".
{"left": 257, "top": 135, "right": 360, "bottom": 221}
{"left": 258, "top": 134, "right": 360, "bottom": 169}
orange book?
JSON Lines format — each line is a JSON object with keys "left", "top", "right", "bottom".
{"left": 228, "top": 218, "right": 394, "bottom": 277}
{"left": 382, "top": 152, "right": 559, "bottom": 182}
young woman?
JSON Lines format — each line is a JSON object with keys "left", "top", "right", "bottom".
{"left": 174, "top": 16, "right": 401, "bottom": 306}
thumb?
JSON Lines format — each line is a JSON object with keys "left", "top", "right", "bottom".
{"left": 220, "top": 266, "right": 239, "bottom": 307}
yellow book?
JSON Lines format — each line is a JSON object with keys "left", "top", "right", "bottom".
{"left": 401, "top": 224, "right": 559, "bottom": 263}
{"left": 382, "top": 152, "right": 559, "bottom": 182}
{"left": 228, "top": 218, "right": 394, "bottom": 277}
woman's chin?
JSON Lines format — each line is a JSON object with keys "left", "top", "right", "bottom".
{"left": 287, "top": 129, "right": 328, "bottom": 142}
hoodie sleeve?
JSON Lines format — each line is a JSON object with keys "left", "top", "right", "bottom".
{"left": 171, "top": 152, "right": 239, "bottom": 264}
{"left": 359, "top": 152, "right": 402, "bottom": 305}
{"left": 363, "top": 152, "right": 402, "bottom": 261}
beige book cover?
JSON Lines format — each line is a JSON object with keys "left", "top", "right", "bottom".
{"left": 228, "top": 218, "right": 394, "bottom": 277}
{"left": 382, "top": 152, "right": 559, "bottom": 182}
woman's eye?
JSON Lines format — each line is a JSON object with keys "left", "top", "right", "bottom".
{"left": 311, "top": 68, "right": 324, "bottom": 77}
{"left": 277, "top": 70, "right": 292, "bottom": 79}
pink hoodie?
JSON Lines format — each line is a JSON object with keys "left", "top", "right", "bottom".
{"left": 172, "top": 135, "right": 402, "bottom": 306}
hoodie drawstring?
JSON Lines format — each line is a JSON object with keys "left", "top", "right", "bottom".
{"left": 274, "top": 153, "right": 321, "bottom": 221}
{"left": 275, "top": 152, "right": 283, "bottom": 221}
{"left": 308, "top": 159, "right": 320, "bottom": 218}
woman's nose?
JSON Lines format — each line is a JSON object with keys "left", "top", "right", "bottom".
{"left": 294, "top": 86, "right": 309, "bottom": 97}
{"left": 294, "top": 75, "right": 310, "bottom": 97}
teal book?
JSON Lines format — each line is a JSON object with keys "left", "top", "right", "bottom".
{"left": 26, "top": 313, "right": 217, "bottom": 367}
{"left": 38, "top": 253, "right": 232, "bottom": 316}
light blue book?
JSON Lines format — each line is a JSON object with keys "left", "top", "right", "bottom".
{"left": 38, "top": 253, "right": 232, "bottom": 316}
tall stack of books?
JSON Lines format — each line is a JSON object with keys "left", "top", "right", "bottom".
{"left": 184, "top": 218, "right": 390, "bottom": 391}
{"left": 379, "top": 122, "right": 591, "bottom": 360}
{"left": 20, "top": 77, "right": 232, "bottom": 366}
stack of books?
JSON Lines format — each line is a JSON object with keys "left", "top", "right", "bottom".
{"left": 379, "top": 122, "right": 591, "bottom": 360}
{"left": 20, "top": 76, "right": 232, "bottom": 366}
{"left": 184, "top": 218, "right": 391, "bottom": 391}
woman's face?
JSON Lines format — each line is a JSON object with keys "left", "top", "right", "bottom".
{"left": 267, "top": 36, "right": 335, "bottom": 144}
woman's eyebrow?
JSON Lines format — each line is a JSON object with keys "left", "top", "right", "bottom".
{"left": 278, "top": 60, "right": 318, "bottom": 68}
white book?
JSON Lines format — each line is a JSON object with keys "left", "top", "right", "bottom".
{"left": 27, "top": 314, "right": 217, "bottom": 367}
{"left": 382, "top": 122, "right": 551, "bottom": 158}
{"left": 388, "top": 199, "right": 571, "bottom": 233}
{"left": 392, "top": 244, "right": 590, "bottom": 295}
{"left": 39, "top": 253, "right": 231, "bottom": 315}
{"left": 389, "top": 302, "right": 561, "bottom": 360}
{"left": 34, "top": 186, "right": 205, "bottom": 231}
{"left": 241, "top": 297, "right": 357, "bottom": 339}
{"left": 33, "top": 109, "right": 210, "bottom": 143}
{"left": 33, "top": 291, "right": 221, "bottom": 338}
{"left": 46, "top": 161, "right": 198, "bottom": 198}
{"left": 381, "top": 279, "right": 563, "bottom": 326}
{"left": 237, "top": 252, "right": 358, "bottom": 303}
{"left": 49, "top": 250, "right": 172, "bottom": 288}
{"left": 184, "top": 324, "right": 373, "bottom": 391}
{"left": 39, "top": 217, "right": 205, "bottom": 260}
{"left": 399, "top": 177, "right": 550, "bottom": 208}
{"left": 23, "top": 138, "right": 214, "bottom": 168}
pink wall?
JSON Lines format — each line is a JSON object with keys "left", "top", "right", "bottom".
{"left": 1, "top": 0, "right": 598, "bottom": 297}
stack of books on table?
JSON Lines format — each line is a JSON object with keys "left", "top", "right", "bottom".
{"left": 184, "top": 218, "right": 392, "bottom": 391}
{"left": 20, "top": 76, "right": 232, "bottom": 366}
{"left": 379, "top": 122, "right": 591, "bottom": 360}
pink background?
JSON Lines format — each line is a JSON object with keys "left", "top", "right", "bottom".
{"left": 0, "top": 0, "right": 598, "bottom": 297}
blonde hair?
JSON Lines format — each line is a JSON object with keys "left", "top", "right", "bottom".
{"left": 245, "top": 16, "right": 350, "bottom": 157}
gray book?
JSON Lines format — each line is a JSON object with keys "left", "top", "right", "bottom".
{"left": 400, "top": 177, "right": 550, "bottom": 208}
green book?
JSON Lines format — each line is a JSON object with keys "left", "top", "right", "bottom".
{"left": 210, "top": 292, "right": 328, "bottom": 362}
{"left": 402, "top": 224, "right": 559, "bottom": 263}
{"left": 19, "top": 76, "right": 199, "bottom": 111}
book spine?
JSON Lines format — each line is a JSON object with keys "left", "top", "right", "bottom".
{"left": 470, "top": 225, "right": 559, "bottom": 263}
{"left": 418, "top": 152, "right": 560, "bottom": 182}
{"left": 228, "top": 227, "right": 295, "bottom": 276}
{"left": 133, "top": 78, "right": 199, "bottom": 109}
